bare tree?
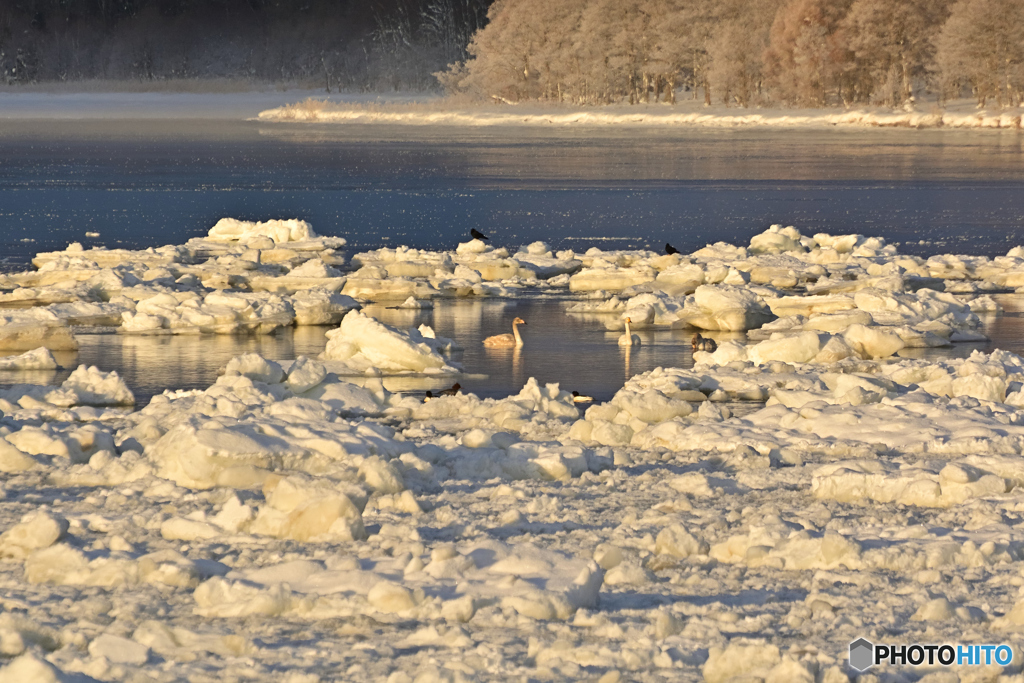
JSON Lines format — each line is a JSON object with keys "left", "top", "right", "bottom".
{"left": 421, "top": 0, "right": 489, "bottom": 66}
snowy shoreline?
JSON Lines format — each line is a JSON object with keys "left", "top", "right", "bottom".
{"left": 1, "top": 90, "right": 1019, "bottom": 131}
{"left": 258, "top": 100, "right": 1024, "bottom": 131}
{"left": 6, "top": 219, "right": 1024, "bottom": 680}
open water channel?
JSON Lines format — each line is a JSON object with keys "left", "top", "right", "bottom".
{"left": 1, "top": 118, "right": 1023, "bottom": 403}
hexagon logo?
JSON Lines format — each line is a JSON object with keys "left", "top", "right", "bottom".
{"left": 849, "top": 638, "right": 874, "bottom": 672}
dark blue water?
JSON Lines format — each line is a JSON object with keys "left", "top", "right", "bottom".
{"left": 1, "top": 120, "right": 1023, "bottom": 270}
{"left": 2, "top": 119, "right": 1024, "bottom": 403}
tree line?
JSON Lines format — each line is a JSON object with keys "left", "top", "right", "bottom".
{"left": 4, "top": 0, "right": 1021, "bottom": 109}
{"left": 440, "top": 0, "right": 1024, "bottom": 108}
{"left": 0, "top": 0, "right": 489, "bottom": 91}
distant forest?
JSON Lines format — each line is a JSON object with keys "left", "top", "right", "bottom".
{"left": 0, "top": 0, "right": 491, "bottom": 91}
{"left": 445, "top": 0, "right": 1024, "bottom": 107}
{"left": 3, "top": 0, "right": 1023, "bottom": 108}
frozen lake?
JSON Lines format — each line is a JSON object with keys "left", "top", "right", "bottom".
{"left": 2, "top": 119, "right": 1024, "bottom": 402}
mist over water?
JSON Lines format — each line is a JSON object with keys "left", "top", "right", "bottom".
{"left": 2, "top": 119, "right": 1024, "bottom": 403}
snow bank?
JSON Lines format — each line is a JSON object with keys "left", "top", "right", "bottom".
{"left": 248, "top": 257, "right": 347, "bottom": 294}
{"left": 0, "top": 652, "right": 89, "bottom": 683}
{"left": 258, "top": 101, "right": 1024, "bottom": 131}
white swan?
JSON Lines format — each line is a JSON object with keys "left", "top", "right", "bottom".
{"left": 484, "top": 317, "right": 526, "bottom": 348}
{"left": 618, "top": 317, "right": 641, "bottom": 346}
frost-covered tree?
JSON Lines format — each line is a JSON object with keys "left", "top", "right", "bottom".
{"left": 604, "top": 0, "right": 658, "bottom": 104}
{"left": 934, "top": 0, "right": 1024, "bottom": 106}
{"left": 706, "top": 0, "right": 782, "bottom": 107}
{"left": 444, "top": 0, "right": 723, "bottom": 105}
{"left": 9, "top": 0, "right": 1024, "bottom": 109}
{"left": 763, "top": 0, "right": 851, "bottom": 106}
{"left": 840, "top": 0, "right": 952, "bottom": 106}
{"left": 653, "top": 0, "right": 718, "bottom": 103}
{"left": 439, "top": 0, "right": 552, "bottom": 101}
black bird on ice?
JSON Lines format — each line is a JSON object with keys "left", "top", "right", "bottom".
{"left": 440, "top": 382, "right": 462, "bottom": 396}
{"left": 665, "top": 243, "right": 679, "bottom": 255}
{"left": 425, "top": 382, "right": 462, "bottom": 401}
{"left": 470, "top": 229, "right": 489, "bottom": 241}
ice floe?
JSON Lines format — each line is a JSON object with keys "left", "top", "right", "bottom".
{"left": 7, "top": 220, "right": 1024, "bottom": 681}
{"left": 320, "top": 310, "right": 462, "bottom": 374}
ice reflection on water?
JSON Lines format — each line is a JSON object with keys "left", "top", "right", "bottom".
{"left": 1, "top": 295, "right": 1021, "bottom": 407}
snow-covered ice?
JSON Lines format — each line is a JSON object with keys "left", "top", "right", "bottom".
{"left": 320, "top": 310, "right": 462, "bottom": 375}
{"left": 258, "top": 99, "right": 1024, "bottom": 132}
{"left": 6, "top": 221, "right": 1024, "bottom": 681}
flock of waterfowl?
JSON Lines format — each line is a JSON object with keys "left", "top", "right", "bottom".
{"left": 422, "top": 234, "right": 714, "bottom": 402}
{"left": 480, "top": 315, "right": 717, "bottom": 352}
{"left": 476, "top": 238, "right": 715, "bottom": 352}
{"left": 422, "top": 382, "right": 462, "bottom": 402}
{"left": 691, "top": 332, "right": 717, "bottom": 352}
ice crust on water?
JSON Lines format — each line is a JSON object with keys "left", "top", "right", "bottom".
{"left": 9, "top": 223, "right": 1024, "bottom": 680}
{"left": 0, "top": 347, "right": 58, "bottom": 371}
{"left": 319, "top": 310, "right": 462, "bottom": 374}
{"left": 0, "top": 222, "right": 1006, "bottom": 347}
{"left": 345, "top": 240, "right": 562, "bottom": 300}
{"left": 0, "top": 364, "right": 133, "bottom": 412}
{"left": 0, "top": 312, "right": 78, "bottom": 352}
{"left": 206, "top": 218, "right": 320, "bottom": 244}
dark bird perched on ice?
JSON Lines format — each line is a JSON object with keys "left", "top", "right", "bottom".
{"left": 470, "top": 229, "right": 489, "bottom": 241}
{"left": 439, "top": 382, "right": 462, "bottom": 396}
{"left": 423, "top": 390, "right": 434, "bottom": 402}
{"left": 691, "top": 333, "right": 717, "bottom": 352}
{"left": 665, "top": 243, "right": 679, "bottom": 255}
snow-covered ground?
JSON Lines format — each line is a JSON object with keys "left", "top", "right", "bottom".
{"left": 5, "top": 219, "right": 1024, "bottom": 681}
{"left": 259, "top": 98, "right": 1024, "bottom": 131}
